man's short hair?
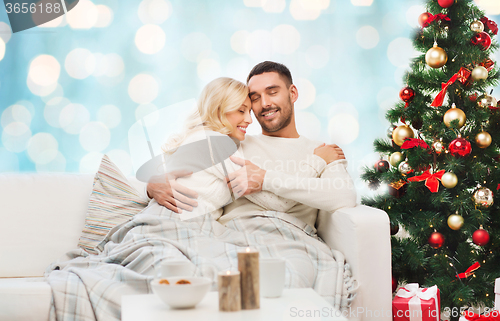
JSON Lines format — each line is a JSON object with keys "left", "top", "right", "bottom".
{"left": 247, "top": 61, "right": 293, "bottom": 87}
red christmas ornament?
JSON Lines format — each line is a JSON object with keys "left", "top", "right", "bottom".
{"left": 418, "top": 12, "right": 432, "bottom": 27}
{"left": 428, "top": 232, "right": 445, "bottom": 249}
{"left": 472, "top": 228, "right": 490, "bottom": 246}
{"left": 480, "top": 17, "right": 499, "bottom": 35}
{"left": 449, "top": 138, "right": 472, "bottom": 157}
{"left": 399, "top": 87, "right": 415, "bottom": 103}
{"left": 438, "top": 0, "right": 454, "bottom": 8}
{"left": 375, "top": 160, "right": 390, "bottom": 173}
{"left": 471, "top": 32, "right": 492, "bottom": 51}
{"left": 392, "top": 276, "right": 398, "bottom": 293}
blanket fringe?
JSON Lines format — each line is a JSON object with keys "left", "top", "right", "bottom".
{"left": 340, "top": 262, "right": 359, "bottom": 310}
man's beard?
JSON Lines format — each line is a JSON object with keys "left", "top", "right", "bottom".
{"left": 259, "top": 101, "right": 293, "bottom": 133}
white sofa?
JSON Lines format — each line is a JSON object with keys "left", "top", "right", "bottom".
{"left": 0, "top": 173, "right": 392, "bottom": 321}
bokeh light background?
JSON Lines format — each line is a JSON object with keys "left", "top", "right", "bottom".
{"left": 0, "top": 0, "right": 499, "bottom": 199}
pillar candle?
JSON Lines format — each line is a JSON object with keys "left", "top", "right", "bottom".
{"left": 218, "top": 271, "right": 241, "bottom": 312}
{"left": 237, "top": 247, "right": 259, "bottom": 309}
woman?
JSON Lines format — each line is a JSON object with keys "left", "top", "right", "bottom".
{"left": 157, "top": 77, "right": 253, "bottom": 221}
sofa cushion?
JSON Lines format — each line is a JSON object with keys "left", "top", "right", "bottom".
{"left": 77, "top": 155, "right": 149, "bottom": 254}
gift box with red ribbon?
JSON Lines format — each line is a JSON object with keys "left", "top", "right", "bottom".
{"left": 389, "top": 180, "right": 407, "bottom": 198}
{"left": 457, "top": 67, "right": 472, "bottom": 86}
{"left": 393, "top": 283, "right": 440, "bottom": 321}
{"left": 480, "top": 58, "right": 495, "bottom": 72}
{"left": 496, "top": 277, "right": 500, "bottom": 311}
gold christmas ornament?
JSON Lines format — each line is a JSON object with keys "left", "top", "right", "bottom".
{"left": 441, "top": 172, "right": 458, "bottom": 188}
{"left": 392, "top": 125, "right": 414, "bottom": 146}
{"left": 425, "top": 42, "right": 448, "bottom": 68}
{"left": 389, "top": 152, "right": 404, "bottom": 167}
{"left": 433, "top": 141, "right": 445, "bottom": 154}
{"left": 473, "top": 186, "right": 494, "bottom": 208}
{"left": 471, "top": 66, "right": 488, "bottom": 80}
{"left": 475, "top": 131, "right": 492, "bottom": 148}
{"left": 470, "top": 20, "right": 485, "bottom": 33}
{"left": 443, "top": 104, "right": 466, "bottom": 128}
{"left": 447, "top": 213, "right": 464, "bottom": 230}
{"left": 398, "top": 161, "right": 412, "bottom": 175}
{"left": 477, "top": 94, "right": 497, "bottom": 109}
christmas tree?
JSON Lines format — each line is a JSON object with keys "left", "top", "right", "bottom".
{"left": 361, "top": 0, "right": 500, "bottom": 319}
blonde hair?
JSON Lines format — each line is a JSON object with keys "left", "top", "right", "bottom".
{"left": 162, "top": 77, "right": 248, "bottom": 153}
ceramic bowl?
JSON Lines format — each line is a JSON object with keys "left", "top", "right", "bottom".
{"left": 151, "top": 276, "right": 212, "bottom": 309}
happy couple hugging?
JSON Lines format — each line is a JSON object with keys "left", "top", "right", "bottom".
{"left": 145, "top": 61, "right": 357, "bottom": 233}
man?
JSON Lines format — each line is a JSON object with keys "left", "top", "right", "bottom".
{"left": 147, "top": 61, "right": 356, "bottom": 232}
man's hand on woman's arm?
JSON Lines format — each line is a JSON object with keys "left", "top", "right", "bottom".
{"left": 146, "top": 170, "right": 198, "bottom": 213}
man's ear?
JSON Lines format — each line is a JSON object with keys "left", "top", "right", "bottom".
{"left": 289, "top": 84, "right": 299, "bottom": 104}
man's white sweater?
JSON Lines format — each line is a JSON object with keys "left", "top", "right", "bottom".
{"left": 218, "top": 134, "right": 357, "bottom": 231}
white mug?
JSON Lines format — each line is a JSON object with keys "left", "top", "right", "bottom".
{"left": 260, "top": 258, "right": 286, "bottom": 298}
{"left": 160, "top": 260, "right": 194, "bottom": 278}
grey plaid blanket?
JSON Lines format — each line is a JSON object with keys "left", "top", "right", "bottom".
{"left": 45, "top": 201, "right": 357, "bottom": 321}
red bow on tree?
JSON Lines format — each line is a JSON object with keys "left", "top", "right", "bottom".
{"left": 422, "top": 13, "right": 451, "bottom": 28}
{"left": 407, "top": 170, "right": 445, "bottom": 192}
{"left": 497, "top": 183, "right": 500, "bottom": 191}
{"left": 456, "top": 261, "right": 480, "bottom": 279}
{"left": 401, "top": 138, "right": 429, "bottom": 149}
{"left": 431, "top": 73, "right": 459, "bottom": 107}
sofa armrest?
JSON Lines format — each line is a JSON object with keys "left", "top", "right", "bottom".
{"left": 316, "top": 205, "right": 392, "bottom": 321}
{"left": 0, "top": 278, "right": 51, "bottom": 321}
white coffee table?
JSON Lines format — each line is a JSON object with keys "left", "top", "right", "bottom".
{"left": 122, "top": 288, "right": 348, "bottom": 321}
